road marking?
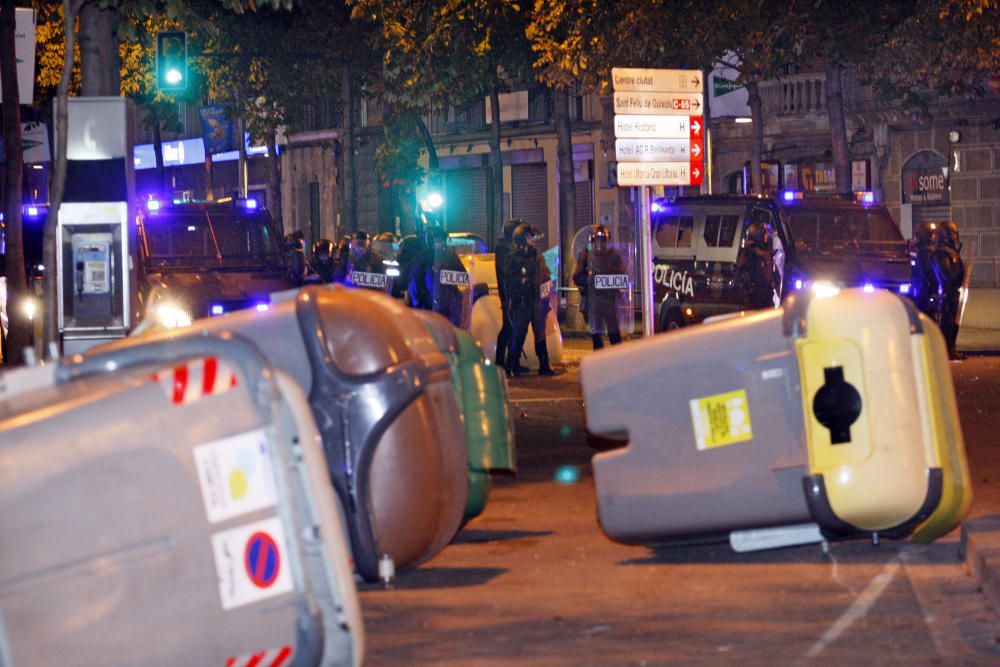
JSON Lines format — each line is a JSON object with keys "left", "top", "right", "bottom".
{"left": 802, "top": 560, "right": 900, "bottom": 659}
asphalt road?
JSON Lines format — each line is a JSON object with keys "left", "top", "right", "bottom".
{"left": 358, "top": 353, "right": 1000, "bottom": 666}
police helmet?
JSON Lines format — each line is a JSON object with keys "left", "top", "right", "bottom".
{"left": 513, "top": 223, "right": 539, "bottom": 247}
{"left": 913, "top": 222, "right": 937, "bottom": 246}
{"left": 371, "top": 231, "right": 398, "bottom": 259}
{"left": 312, "top": 238, "right": 336, "bottom": 263}
{"left": 590, "top": 224, "right": 610, "bottom": 245}
{"left": 336, "top": 235, "right": 352, "bottom": 259}
{"left": 354, "top": 230, "right": 371, "bottom": 245}
{"left": 747, "top": 222, "right": 770, "bottom": 248}
{"left": 502, "top": 218, "right": 523, "bottom": 242}
{"left": 940, "top": 220, "right": 960, "bottom": 248}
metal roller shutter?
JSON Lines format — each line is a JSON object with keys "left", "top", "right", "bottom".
{"left": 573, "top": 178, "right": 594, "bottom": 235}
{"left": 512, "top": 164, "right": 548, "bottom": 232}
{"left": 445, "top": 169, "right": 488, "bottom": 240}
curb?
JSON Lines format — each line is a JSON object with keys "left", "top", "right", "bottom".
{"left": 960, "top": 516, "right": 1000, "bottom": 613}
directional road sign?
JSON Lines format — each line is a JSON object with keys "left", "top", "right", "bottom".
{"left": 614, "top": 115, "right": 695, "bottom": 139}
{"left": 615, "top": 138, "right": 703, "bottom": 163}
{"left": 613, "top": 92, "right": 703, "bottom": 116}
{"left": 611, "top": 68, "right": 703, "bottom": 94}
{"left": 616, "top": 161, "right": 704, "bottom": 187}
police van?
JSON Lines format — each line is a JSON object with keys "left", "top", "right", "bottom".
{"left": 134, "top": 198, "right": 299, "bottom": 330}
{"left": 652, "top": 194, "right": 912, "bottom": 331}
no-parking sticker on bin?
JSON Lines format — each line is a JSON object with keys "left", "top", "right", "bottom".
{"left": 211, "top": 517, "right": 294, "bottom": 610}
{"left": 689, "top": 389, "right": 753, "bottom": 450}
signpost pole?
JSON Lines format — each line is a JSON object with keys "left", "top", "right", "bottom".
{"left": 639, "top": 186, "right": 654, "bottom": 336}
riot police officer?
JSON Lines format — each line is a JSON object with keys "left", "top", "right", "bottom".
{"left": 504, "top": 224, "right": 553, "bottom": 376}
{"left": 933, "top": 220, "right": 966, "bottom": 360}
{"left": 911, "top": 222, "right": 939, "bottom": 321}
{"left": 736, "top": 221, "right": 777, "bottom": 310}
{"left": 331, "top": 235, "right": 353, "bottom": 283}
{"left": 396, "top": 234, "right": 424, "bottom": 300}
{"left": 573, "top": 224, "right": 624, "bottom": 350}
{"left": 494, "top": 219, "right": 522, "bottom": 371}
{"left": 311, "top": 238, "right": 337, "bottom": 283}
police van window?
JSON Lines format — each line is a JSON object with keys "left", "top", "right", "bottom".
{"left": 719, "top": 215, "right": 739, "bottom": 247}
{"left": 703, "top": 214, "right": 740, "bottom": 247}
{"left": 654, "top": 215, "right": 694, "bottom": 249}
{"left": 677, "top": 217, "right": 693, "bottom": 247}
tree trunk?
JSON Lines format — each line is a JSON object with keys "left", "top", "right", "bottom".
{"left": 78, "top": 2, "right": 119, "bottom": 96}
{"left": 204, "top": 153, "right": 214, "bottom": 201}
{"left": 43, "top": 0, "right": 84, "bottom": 355}
{"left": 153, "top": 121, "right": 167, "bottom": 199}
{"left": 265, "top": 132, "right": 281, "bottom": 227}
{"left": 1, "top": 0, "right": 30, "bottom": 365}
{"left": 487, "top": 81, "right": 503, "bottom": 247}
{"left": 746, "top": 79, "right": 764, "bottom": 194}
{"left": 415, "top": 115, "right": 438, "bottom": 171}
{"left": 825, "top": 59, "right": 851, "bottom": 195}
{"left": 553, "top": 86, "right": 576, "bottom": 288}
{"left": 341, "top": 60, "right": 355, "bottom": 232}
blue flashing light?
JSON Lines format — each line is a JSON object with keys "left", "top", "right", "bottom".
{"left": 210, "top": 304, "right": 225, "bottom": 316}
{"left": 794, "top": 279, "right": 803, "bottom": 290}
{"left": 899, "top": 283, "right": 911, "bottom": 295}
{"left": 25, "top": 206, "right": 38, "bottom": 217}
{"left": 863, "top": 192, "right": 875, "bottom": 204}
{"left": 146, "top": 199, "right": 161, "bottom": 213}
{"left": 236, "top": 197, "right": 259, "bottom": 211}
{"left": 783, "top": 190, "right": 795, "bottom": 202}
{"left": 651, "top": 199, "right": 665, "bottom": 214}
{"left": 255, "top": 302, "right": 270, "bottom": 312}
{"left": 863, "top": 283, "right": 875, "bottom": 293}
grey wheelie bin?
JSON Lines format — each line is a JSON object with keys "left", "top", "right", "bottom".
{"left": 581, "top": 288, "right": 971, "bottom": 549}
{"left": 96, "top": 285, "right": 469, "bottom": 582}
{"left": 0, "top": 334, "right": 363, "bottom": 667}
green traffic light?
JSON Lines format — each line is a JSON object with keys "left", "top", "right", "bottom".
{"left": 156, "top": 31, "right": 187, "bottom": 92}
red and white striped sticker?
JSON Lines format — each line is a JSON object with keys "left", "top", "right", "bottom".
{"left": 150, "top": 356, "right": 239, "bottom": 405}
{"left": 225, "top": 645, "right": 293, "bottom": 667}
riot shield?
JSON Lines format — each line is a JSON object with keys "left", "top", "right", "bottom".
{"left": 432, "top": 238, "right": 474, "bottom": 329}
{"left": 347, "top": 236, "right": 392, "bottom": 293}
{"left": 587, "top": 241, "right": 635, "bottom": 337}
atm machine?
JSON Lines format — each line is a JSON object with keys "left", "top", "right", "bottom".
{"left": 57, "top": 98, "right": 138, "bottom": 355}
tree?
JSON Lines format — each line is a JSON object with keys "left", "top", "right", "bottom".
{"left": 869, "top": 0, "right": 1000, "bottom": 104}
{"left": 352, "top": 0, "right": 536, "bottom": 245}
{"left": 1, "top": 0, "right": 30, "bottom": 364}
{"left": 799, "top": 1, "right": 917, "bottom": 195}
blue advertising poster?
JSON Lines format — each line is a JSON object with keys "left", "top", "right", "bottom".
{"left": 199, "top": 105, "right": 235, "bottom": 155}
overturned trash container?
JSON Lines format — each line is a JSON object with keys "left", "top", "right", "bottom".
{"left": 581, "top": 288, "right": 971, "bottom": 550}
{"left": 412, "top": 309, "right": 516, "bottom": 522}
{"left": 0, "top": 334, "right": 363, "bottom": 667}
{"left": 99, "top": 285, "right": 469, "bottom": 581}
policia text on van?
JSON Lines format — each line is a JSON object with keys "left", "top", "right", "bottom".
{"left": 650, "top": 195, "right": 911, "bottom": 332}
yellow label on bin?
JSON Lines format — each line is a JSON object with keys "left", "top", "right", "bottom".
{"left": 690, "top": 389, "right": 753, "bottom": 450}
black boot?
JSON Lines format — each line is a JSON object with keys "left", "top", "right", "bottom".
{"left": 536, "top": 342, "right": 555, "bottom": 376}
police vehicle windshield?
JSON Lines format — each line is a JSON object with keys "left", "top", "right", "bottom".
{"left": 784, "top": 207, "right": 905, "bottom": 257}
{"left": 142, "top": 206, "right": 283, "bottom": 270}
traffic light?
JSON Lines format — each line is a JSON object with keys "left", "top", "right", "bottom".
{"left": 156, "top": 31, "right": 187, "bottom": 92}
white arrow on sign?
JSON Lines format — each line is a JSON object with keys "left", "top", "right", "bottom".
{"left": 691, "top": 118, "right": 703, "bottom": 137}
{"left": 613, "top": 92, "right": 704, "bottom": 117}
{"left": 611, "top": 67, "right": 703, "bottom": 93}
{"left": 614, "top": 115, "right": 690, "bottom": 139}
{"left": 690, "top": 142, "right": 702, "bottom": 158}
{"left": 617, "top": 162, "right": 694, "bottom": 186}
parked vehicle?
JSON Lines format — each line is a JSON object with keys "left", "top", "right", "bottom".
{"left": 134, "top": 198, "right": 299, "bottom": 331}
{"left": 651, "top": 194, "right": 912, "bottom": 332}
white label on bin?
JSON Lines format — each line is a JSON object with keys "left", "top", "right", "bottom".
{"left": 761, "top": 368, "right": 784, "bottom": 381}
{"left": 194, "top": 429, "right": 278, "bottom": 524}
{"left": 211, "top": 517, "right": 294, "bottom": 610}
{"left": 689, "top": 389, "right": 753, "bottom": 450}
